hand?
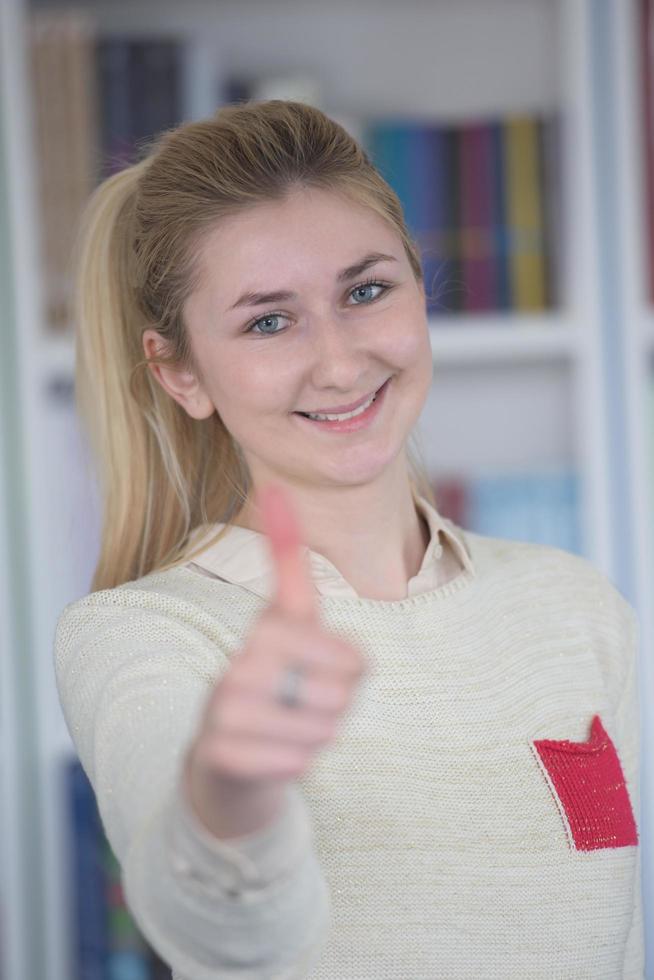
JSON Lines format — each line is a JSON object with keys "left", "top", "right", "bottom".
{"left": 183, "top": 481, "right": 369, "bottom": 838}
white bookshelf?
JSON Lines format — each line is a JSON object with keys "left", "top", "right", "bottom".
{"left": 2, "top": 0, "right": 651, "bottom": 977}
{"left": 1, "top": 0, "right": 54, "bottom": 977}
{"left": 611, "top": 9, "right": 654, "bottom": 976}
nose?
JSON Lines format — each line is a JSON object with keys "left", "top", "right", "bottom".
{"left": 306, "top": 315, "right": 369, "bottom": 393}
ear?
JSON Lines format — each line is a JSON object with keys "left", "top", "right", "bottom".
{"left": 142, "top": 329, "right": 215, "bottom": 420}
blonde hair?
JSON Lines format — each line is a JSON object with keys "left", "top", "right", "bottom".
{"left": 73, "top": 99, "right": 437, "bottom": 591}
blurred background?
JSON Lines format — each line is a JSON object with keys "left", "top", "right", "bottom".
{"left": 1, "top": 0, "right": 653, "bottom": 976}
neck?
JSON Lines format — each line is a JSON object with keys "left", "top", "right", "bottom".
{"left": 235, "top": 463, "right": 431, "bottom": 601}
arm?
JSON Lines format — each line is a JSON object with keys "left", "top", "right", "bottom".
{"left": 53, "top": 588, "right": 331, "bottom": 979}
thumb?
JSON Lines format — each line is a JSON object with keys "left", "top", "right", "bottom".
{"left": 257, "top": 482, "right": 318, "bottom": 624}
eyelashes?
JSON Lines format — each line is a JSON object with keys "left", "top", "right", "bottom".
{"left": 243, "top": 279, "right": 394, "bottom": 337}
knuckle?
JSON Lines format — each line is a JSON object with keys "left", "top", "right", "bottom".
{"left": 318, "top": 716, "right": 338, "bottom": 742}
{"left": 203, "top": 711, "right": 224, "bottom": 741}
{"left": 284, "top": 746, "right": 310, "bottom": 776}
{"left": 251, "top": 620, "right": 299, "bottom": 663}
{"left": 211, "top": 700, "right": 236, "bottom": 732}
{"left": 308, "top": 717, "right": 334, "bottom": 744}
{"left": 330, "top": 683, "right": 352, "bottom": 713}
{"left": 209, "top": 742, "right": 238, "bottom": 778}
{"left": 223, "top": 659, "right": 259, "bottom": 698}
{"left": 325, "top": 679, "right": 350, "bottom": 712}
{"left": 330, "top": 637, "right": 365, "bottom": 670}
{"left": 256, "top": 608, "right": 287, "bottom": 641}
{"left": 217, "top": 663, "right": 244, "bottom": 696}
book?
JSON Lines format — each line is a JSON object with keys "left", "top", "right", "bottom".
{"left": 363, "top": 113, "right": 557, "bottom": 317}
{"left": 490, "top": 120, "right": 511, "bottom": 310}
{"left": 28, "top": 11, "right": 98, "bottom": 333}
{"left": 434, "top": 467, "right": 580, "bottom": 555}
{"left": 96, "top": 37, "right": 184, "bottom": 178}
{"left": 503, "top": 115, "right": 548, "bottom": 311}
{"left": 459, "top": 122, "right": 499, "bottom": 312}
{"left": 65, "top": 756, "right": 172, "bottom": 979}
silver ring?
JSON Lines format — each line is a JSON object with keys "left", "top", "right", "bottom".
{"left": 276, "top": 662, "right": 304, "bottom": 709}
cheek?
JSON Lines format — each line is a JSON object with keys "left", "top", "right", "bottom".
{"left": 386, "top": 317, "right": 434, "bottom": 411}
{"left": 212, "top": 355, "right": 298, "bottom": 420}
{"left": 385, "top": 314, "right": 431, "bottom": 371}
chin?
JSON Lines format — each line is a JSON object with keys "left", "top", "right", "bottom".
{"left": 318, "top": 441, "right": 406, "bottom": 485}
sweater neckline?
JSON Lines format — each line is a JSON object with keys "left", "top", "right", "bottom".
{"left": 181, "top": 512, "right": 478, "bottom": 610}
{"left": 315, "top": 562, "right": 477, "bottom": 609}
{"left": 180, "top": 559, "right": 476, "bottom": 610}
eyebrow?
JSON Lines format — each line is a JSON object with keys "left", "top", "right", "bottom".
{"left": 226, "top": 252, "right": 399, "bottom": 311}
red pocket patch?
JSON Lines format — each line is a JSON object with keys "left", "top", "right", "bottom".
{"left": 531, "top": 713, "right": 638, "bottom": 851}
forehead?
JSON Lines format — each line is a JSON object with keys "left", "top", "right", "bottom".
{"left": 192, "top": 188, "right": 402, "bottom": 289}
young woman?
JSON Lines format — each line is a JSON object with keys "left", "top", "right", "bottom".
{"left": 54, "top": 100, "right": 644, "bottom": 979}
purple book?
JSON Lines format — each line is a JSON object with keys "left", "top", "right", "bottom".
{"left": 459, "top": 123, "right": 497, "bottom": 311}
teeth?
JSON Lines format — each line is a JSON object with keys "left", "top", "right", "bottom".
{"left": 306, "top": 391, "right": 377, "bottom": 422}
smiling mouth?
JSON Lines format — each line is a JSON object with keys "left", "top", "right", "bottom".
{"left": 294, "top": 379, "right": 389, "bottom": 419}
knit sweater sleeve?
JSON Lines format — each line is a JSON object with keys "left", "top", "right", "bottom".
{"left": 53, "top": 587, "right": 331, "bottom": 979}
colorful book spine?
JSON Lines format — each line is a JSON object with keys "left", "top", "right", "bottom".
{"left": 538, "top": 115, "right": 562, "bottom": 307}
{"left": 503, "top": 115, "right": 548, "bottom": 310}
{"left": 96, "top": 38, "right": 183, "bottom": 180}
{"left": 433, "top": 469, "right": 581, "bottom": 554}
{"left": 432, "top": 476, "right": 469, "bottom": 527}
{"left": 490, "top": 120, "right": 511, "bottom": 310}
{"left": 440, "top": 125, "right": 463, "bottom": 313}
{"left": 96, "top": 38, "right": 133, "bottom": 179}
{"left": 130, "top": 39, "right": 182, "bottom": 159}
{"left": 459, "top": 123, "right": 498, "bottom": 312}
{"left": 65, "top": 757, "right": 171, "bottom": 979}
{"left": 414, "top": 126, "right": 449, "bottom": 315}
{"left": 463, "top": 469, "right": 580, "bottom": 554}
{"left": 67, "top": 756, "right": 109, "bottom": 979}
{"left": 365, "top": 112, "right": 557, "bottom": 316}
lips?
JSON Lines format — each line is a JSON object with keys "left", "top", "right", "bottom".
{"left": 297, "top": 379, "right": 388, "bottom": 415}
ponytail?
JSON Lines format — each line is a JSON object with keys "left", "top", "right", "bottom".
{"left": 73, "top": 159, "right": 246, "bottom": 591}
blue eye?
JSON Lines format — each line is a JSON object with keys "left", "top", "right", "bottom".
{"left": 244, "top": 279, "right": 392, "bottom": 337}
{"left": 350, "top": 280, "right": 387, "bottom": 304}
{"left": 246, "top": 313, "right": 285, "bottom": 337}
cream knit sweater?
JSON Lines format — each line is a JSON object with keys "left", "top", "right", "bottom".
{"left": 53, "top": 498, "right": 644, "bottom": 979}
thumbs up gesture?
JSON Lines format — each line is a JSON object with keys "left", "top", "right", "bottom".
{"left": 183, "top": 482, "right": 369, "bottom": 839}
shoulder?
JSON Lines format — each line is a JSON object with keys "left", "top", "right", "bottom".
{"left": 53, "top": 564, "right": 261, "bottom": 679}
{"left": 462, "top": 527, "right": 639, "bottom": 706}
{"left": 462, "top": 524, "right": 629, "bottom": 595}
{"left": 461, "top": 525, "right": 637, "bottom": 636}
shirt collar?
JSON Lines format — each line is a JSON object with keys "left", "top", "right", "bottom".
{"left": 184, "top": 493, "right": 475, "bottom": 601}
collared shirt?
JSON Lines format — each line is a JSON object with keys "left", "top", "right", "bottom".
{"left": 183, "top": 493, "right": 475, "bottom": 601}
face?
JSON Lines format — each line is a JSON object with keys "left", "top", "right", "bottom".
{"left": 144, "top": 186, "right": 433, "bottom": 499}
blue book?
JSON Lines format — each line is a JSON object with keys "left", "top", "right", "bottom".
{"left": 67, "top": 757, "right": 109, "bottom": 980}
{"left": 439, "top": 125, "right": 463, "bottom": 314}
{"left": 490, "top": 121, "right": 511, "bottom": 310}
{"left": 96, "top": 38, "right": 133, "bottom": 179}
{"left": 413, "top": 126, "right": 450, "bottom": 314}
{"left": 466, "top": 469, "right": 580, "bottom": 555}
{"left": 65, "top": 757, "right": 172, "bottom": 979}
{"left": 130, "top": 40, "right": 183, "bottom": 160}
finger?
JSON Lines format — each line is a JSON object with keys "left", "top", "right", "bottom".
{"left": 256, "top": 481, "right": 318, "bottom": 624}
{"left": 210, "top": 697, "right": 338, "bottom": 746}
{"left": 226, "top": 656, "right": 355, "bottom": 714}
{"left": 240, "top": 617, "right": 366, "bottom": 678}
